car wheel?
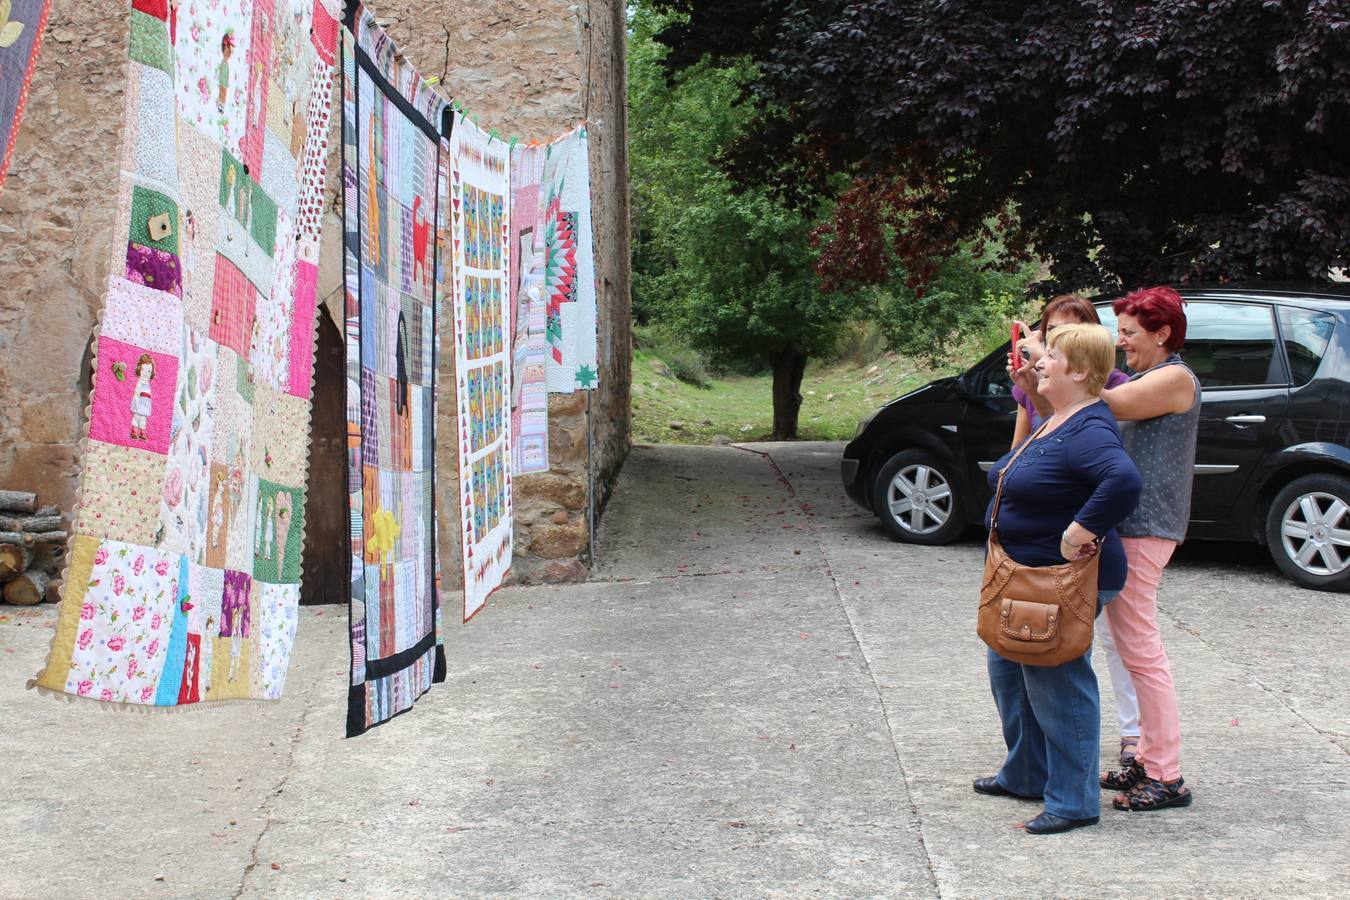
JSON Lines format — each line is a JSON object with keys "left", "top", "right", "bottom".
{"left": 871, "top": 449, "right": 966, "bottom": 545}
{"left": 1265, "top": 473, "right": 1350, "bottom": 591}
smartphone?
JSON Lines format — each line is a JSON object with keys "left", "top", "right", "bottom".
{"left": 1010, "top": 322, "right": 1023, "bottom": 371}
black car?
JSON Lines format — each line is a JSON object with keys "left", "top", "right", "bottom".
{"left": 842, "top": 285, "right": 1350, "bottom": 590}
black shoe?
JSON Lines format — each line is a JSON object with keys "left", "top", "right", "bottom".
{"left": 1113, "top": 776, "right": 1194, "bottom": 812}
{"left": 1100, "top": 758, "right": 1146, "bottom": 791}
{"left": 1024, "top": 811, "right": 1099, "bottom": 835}
{"left": 973, "top": 777, "right": 1042, "bottom": 800}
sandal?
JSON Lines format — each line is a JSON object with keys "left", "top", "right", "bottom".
{"left": 1100, "top": 759, "right": 1146, "bottom": 791}
{"left": 1119, "top": 736, "right": 1139, "bottom": 767}
{"left": 1113, "top": 776, "right": 1193, "bottom": 812}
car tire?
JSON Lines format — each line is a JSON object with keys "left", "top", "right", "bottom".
{"left": 1265, "top": 473, "right": 1350, "bottom": 591}
{"left": 872, "top": 449, "right": 966, "bottom": 545}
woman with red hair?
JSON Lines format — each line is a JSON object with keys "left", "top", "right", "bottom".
{"left": 1096, "top": 286, "right": 1199, "bottom": 812}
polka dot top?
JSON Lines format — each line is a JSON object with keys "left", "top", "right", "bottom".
{"left": 1117, "top": 355, "right": 1201, "bottom": 542}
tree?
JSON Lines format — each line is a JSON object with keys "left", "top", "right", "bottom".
{"left": 653, "top": 0, "right": 1350, "bottom": 294}
{"left": 629, "top": 4, "right": 870, "bottom": 438}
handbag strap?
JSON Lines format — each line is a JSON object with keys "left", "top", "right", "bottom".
{"left": 989, "top": 417, "right": 1054, "bottom": 533}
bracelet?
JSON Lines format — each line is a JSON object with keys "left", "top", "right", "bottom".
{"left": 1061, "top": 529, "right": 1082, "bottom": 549}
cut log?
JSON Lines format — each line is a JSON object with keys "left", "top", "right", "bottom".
{"left": 0, "top": 531, "right": 67, "bottom": 546}
{"left": 0, "top": 544, "right": 33, "bottom": 582}
{"left": 0, "top": 515, "right": 62, "bottom": 533}
{"left": 35, "top": 505, "right": 58, "bottom": 517}
{"left": 0, "top": 491, "right": 37, "bottom": 514}
{"left": 4, "top": 570, "right": 49, "bottom": 606}
{"left": 44, "top": 578, "right": 63, "bottom": 604}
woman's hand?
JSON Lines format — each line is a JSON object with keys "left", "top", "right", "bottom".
{"left": 1060, "top": 522, "right": 1099, "bottom": 561}
{"left": 1014, "top": 321, "right": 1045, "bottom": 364}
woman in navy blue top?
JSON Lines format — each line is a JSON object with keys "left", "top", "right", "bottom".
{"left": 974, "top": 324, "right": 1141, "bottom": 835}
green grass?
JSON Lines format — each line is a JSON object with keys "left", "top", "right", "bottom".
{"left": 631, "top": 349, "right": 944, "bottom": 444}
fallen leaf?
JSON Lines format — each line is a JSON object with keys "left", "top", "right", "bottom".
{"left": 799, "top": 632, "right": 810, "bottom": 640}
{"left": 270, "top": 863, "right": 280, "bottom": 871}
{"left": 1230, "top": 718, "right": 1239, "bottom": 726}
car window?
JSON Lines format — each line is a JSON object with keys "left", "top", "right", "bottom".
{"left": 1278, "top": 306, "right": 1336, "bottom": 387}
{"left": 1180, "top": 302, "right": 1284, "bottom": 388}
{"left": 981, "top": 362, "right": 1013, "bottom": 397}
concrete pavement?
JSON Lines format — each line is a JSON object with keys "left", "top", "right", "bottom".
{"left": 0, "top": 441, "right": 1346, "bottom": 897}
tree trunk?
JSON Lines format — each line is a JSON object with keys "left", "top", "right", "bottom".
{"left": 4, "top": 570, "right": 49, "bottom": 606}
{"left": 769, "top": 349, "right": 808, "bottom": 440}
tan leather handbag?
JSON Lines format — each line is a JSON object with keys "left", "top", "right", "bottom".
{"left": 978, "top": 425, "right": 1099, "bottom": 667}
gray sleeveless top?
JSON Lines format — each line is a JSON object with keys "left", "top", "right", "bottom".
{"left": 1117, "top": 355, "right": 1201, "bottom": 542}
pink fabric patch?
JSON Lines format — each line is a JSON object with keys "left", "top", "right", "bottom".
{"left": 311, "top": 0, "right": 338, "bottom": 65}
{"left": 89, "top": 337, "right": 180, "bottom": 455}
{"left": 240, "top": 0, "right": 275, "bottom": 177}
{"left": 287, "top": 260, "right": 319, "bottom": 398}
{"left": 210, "top": 253, "right": 257, "bottom": 356}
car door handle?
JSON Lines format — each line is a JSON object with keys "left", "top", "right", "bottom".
{"left": 1224, "top": 414, "right": 1266, "bottom": 425}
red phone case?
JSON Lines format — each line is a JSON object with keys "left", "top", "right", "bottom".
{"left": 1010, "top": 323, "right": 1022, "bottom": 370}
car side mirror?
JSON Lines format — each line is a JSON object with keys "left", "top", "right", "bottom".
{"left": 954, "top": 375, "right": 973, "bottom": 399}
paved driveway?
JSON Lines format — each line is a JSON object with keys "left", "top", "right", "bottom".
{"left": 0, "top": 441, "right": 1345, "bottom": 897}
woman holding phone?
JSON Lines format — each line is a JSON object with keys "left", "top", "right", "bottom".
{"left": 1010, "top": 295, "right": 1140, "bottom": 768}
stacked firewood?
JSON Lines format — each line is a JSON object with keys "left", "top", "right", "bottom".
{"left": 0, "top": 490, "right": 67, "bottom": 606}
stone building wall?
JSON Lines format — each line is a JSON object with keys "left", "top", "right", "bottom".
{"left": 0, "top": 0, "right": 631, "bottom": 595}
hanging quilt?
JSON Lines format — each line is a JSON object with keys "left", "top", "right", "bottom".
{"left": 508, "top": 142, "right": 549, "bottom": 475}
{"left": 0, "top": 0, "right": 52, "bottom": 196}
{"left": 341, "top": 5, "right": 446, "bottom": 737}
{"left": 32, "top": 0, "right": 340, "bottom": 706}
{"left": 539, "top": 126, "right": 598, "bottom": 393}
{"left": 449, "top": 111, "right": 513, "bottom": 622}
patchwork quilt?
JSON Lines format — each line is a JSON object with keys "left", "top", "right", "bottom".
{"left": 449, "top": 111, "right": 514, "bottom": 622}
{"left": 0, "top": 0, "right": 50, "bottom": 195}
{"left": 33, "top": 0, "right": 340, "bottom": 706}
{"left": 508, "top": 143, "right": 549, "bottom": 475}
{"left": 341, "top": 5, "right": 447, "bottom": 736}
{"left": 539, "top": 126, "right": 598, "bottom": 393}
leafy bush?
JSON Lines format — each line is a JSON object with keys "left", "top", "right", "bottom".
{"left": 664, "top": 347, "right": 712, "bottom": 388}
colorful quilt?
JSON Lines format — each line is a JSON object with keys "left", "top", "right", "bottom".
{"left": 508, "top": 143, "right": 549, "bottom": 474}
{"left": 0, "top": 0, "right": 52, "bottom": 195}
{"left": 539, "top": 126, "right": 598, "bottom": 393}
{"left": 341, "top": 6, "right": 447, "bottom": 736}
{"left": 33, "top": 0, "right": 339, "bottom": 706}
{"left": 449, "top": 111, "right": 514, "bottom": 621}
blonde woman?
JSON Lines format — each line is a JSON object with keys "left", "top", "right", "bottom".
{"left": 977, "top": 324, "right": 1141, "bottom": 835}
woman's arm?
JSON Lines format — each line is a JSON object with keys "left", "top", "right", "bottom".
{"left": 1011, "top": 405, "right": 1031, "bottom": 449}
{"left": 1065, "top": 421, "right": 1143, "bottom": 557}
{"left": 1101, "top": 364, "right": 1196, "bottom": 421}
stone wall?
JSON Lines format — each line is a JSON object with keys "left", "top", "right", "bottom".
{"left": 0, "top": 0, "right": 631, "bottom": 595}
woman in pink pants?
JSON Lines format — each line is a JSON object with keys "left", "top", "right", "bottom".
{"left": 1096, "top": 286, "right": 1200, "bottom": 811}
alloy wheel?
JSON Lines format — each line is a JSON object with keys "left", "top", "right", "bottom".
{"left": 887, "top": 464, "right": 954, "bottom": 536}
{"left": 1280, "top": 491, "right": 1350, "bottom": 577}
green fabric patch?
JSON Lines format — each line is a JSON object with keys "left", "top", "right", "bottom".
{"left": 129, "top": 11, "right": 172, "bottom": 76}
{"left": 218, "top": 150, "right": 280, "bottom": 257}
{"left": 235, "top": 352, "right": 256, "bottom": 405}
{"left": 252, "top": 480, "right": 305, "bottom": 585}
{"left": 128, "top": 186, "right": 180, "bottom": 254}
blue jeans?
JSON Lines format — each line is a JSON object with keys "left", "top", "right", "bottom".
{"left": 985, "top": 592, "right": 1113, "bottom": 820}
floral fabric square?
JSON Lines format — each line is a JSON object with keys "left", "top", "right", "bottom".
{"left": 74, "top": 442, "right": 166, "bottom": 546}
{"left": 63, "top": 539, "right": 180, "bottom": 706}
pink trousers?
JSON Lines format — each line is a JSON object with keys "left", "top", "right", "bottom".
{"left": 1104, "top": 537, "right": 1183, "bottom": 781}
